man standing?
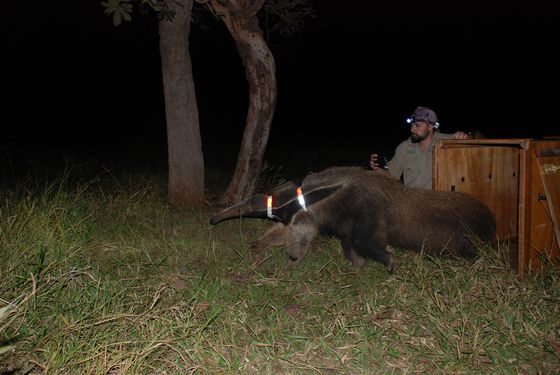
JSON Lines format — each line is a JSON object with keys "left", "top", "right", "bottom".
{"left": 370, "top": 106, "right": 471, "bottom": 189}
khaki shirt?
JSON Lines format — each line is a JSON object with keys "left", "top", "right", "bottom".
{"left": 388, "top": 132, "right": 454, "bottom": 190}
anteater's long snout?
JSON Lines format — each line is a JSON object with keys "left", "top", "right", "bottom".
{"left": 209, "top": 195, "right": 268, "bottom": 225}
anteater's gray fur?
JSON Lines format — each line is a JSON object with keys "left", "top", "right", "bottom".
{"left": 211, "top": 166, "right": 496, "bottom": 271}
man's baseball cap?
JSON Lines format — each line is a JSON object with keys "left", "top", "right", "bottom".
{"left": 405, "top": 106, "right": 440, "bottom": 128}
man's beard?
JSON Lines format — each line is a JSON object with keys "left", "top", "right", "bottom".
{"left": 410, "top": 132, "right": 428, "bottom": 143}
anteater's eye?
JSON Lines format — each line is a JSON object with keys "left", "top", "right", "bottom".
{"left": 289, "top": 256, "right": 298, "bottom": 262}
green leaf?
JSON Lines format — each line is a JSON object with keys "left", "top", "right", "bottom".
{"left": 122, "top": 11, "right": 132, "bottom": 22}
{"left": 113, "top": 10, "right": 122, "bottom": 26}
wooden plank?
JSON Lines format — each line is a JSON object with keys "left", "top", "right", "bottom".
{"left": 533, "top": 150, "right": 560, "bottom": 269}
{"left": 433, "top": 143, "right": 520, "bottom": 240}
{"left": 436, "top": 138, "right": 530, "bottom": 147}
{"left": 517, "top": 147, "right": 529, "bottom": 280}
{"left": 523, "top": 140, "right": 560, "bottom": 275}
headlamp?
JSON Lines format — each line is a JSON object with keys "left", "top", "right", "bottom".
{"left": 404, "top": 116, "right": 440, "bottom": 129}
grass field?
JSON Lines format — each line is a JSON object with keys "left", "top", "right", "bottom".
{"left": 1, "top": 156, "right": 559, "bottom": 374}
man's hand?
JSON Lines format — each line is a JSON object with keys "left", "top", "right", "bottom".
{"left": 369, "top": 154, "right": 380, "bottom": 170}
{"left": 452, "top": 131, "right": 473, "bottom": 140}
{"left": 370, "top": 154, "right": 389, "bottom": 170}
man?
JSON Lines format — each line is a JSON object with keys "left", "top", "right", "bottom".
{"left": 370, "top": 106, "right": 471, "bottom": 189}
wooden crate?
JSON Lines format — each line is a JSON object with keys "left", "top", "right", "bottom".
{"left": 433, "top": 138, "right": 560, "bottom": 280}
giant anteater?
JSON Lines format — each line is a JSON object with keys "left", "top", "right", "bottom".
{"left": 210, "top": 166, "right": 496, "bottom": 272}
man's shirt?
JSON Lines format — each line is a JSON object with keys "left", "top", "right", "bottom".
{"left": 388, "top": 132, "right": 454, "bottom": 190}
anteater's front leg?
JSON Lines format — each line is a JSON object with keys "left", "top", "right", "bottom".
{"left": 251, "top": 222, "right": 286, "bottom": 253}
{"left": 341, "top": 238, "right": 366, "bottom": 268}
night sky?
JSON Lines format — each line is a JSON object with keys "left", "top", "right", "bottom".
{"left": 4, "top": 1, "right": 558, "bottom": 169}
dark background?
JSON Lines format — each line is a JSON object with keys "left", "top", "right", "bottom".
{"left": 3, "top": 1, "right": 558, "bottom": 173}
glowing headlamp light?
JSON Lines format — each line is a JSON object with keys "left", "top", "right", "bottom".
{"left": 404, "top": 116, "right": 439, "bottom": 129}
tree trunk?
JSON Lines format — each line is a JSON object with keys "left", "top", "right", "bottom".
{"left": 159, "top": 0, "right": 205, "bottom": 207}
{"left": 207, "top": 0, "right": 277, "bottom": 207}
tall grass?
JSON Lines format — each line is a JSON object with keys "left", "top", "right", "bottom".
{"left": 1, "top": 165, "right": 559, "bottom": 374}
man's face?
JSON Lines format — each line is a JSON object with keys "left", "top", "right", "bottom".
{"left": 409, "top": 121, "right": 433, "bottom": 143}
